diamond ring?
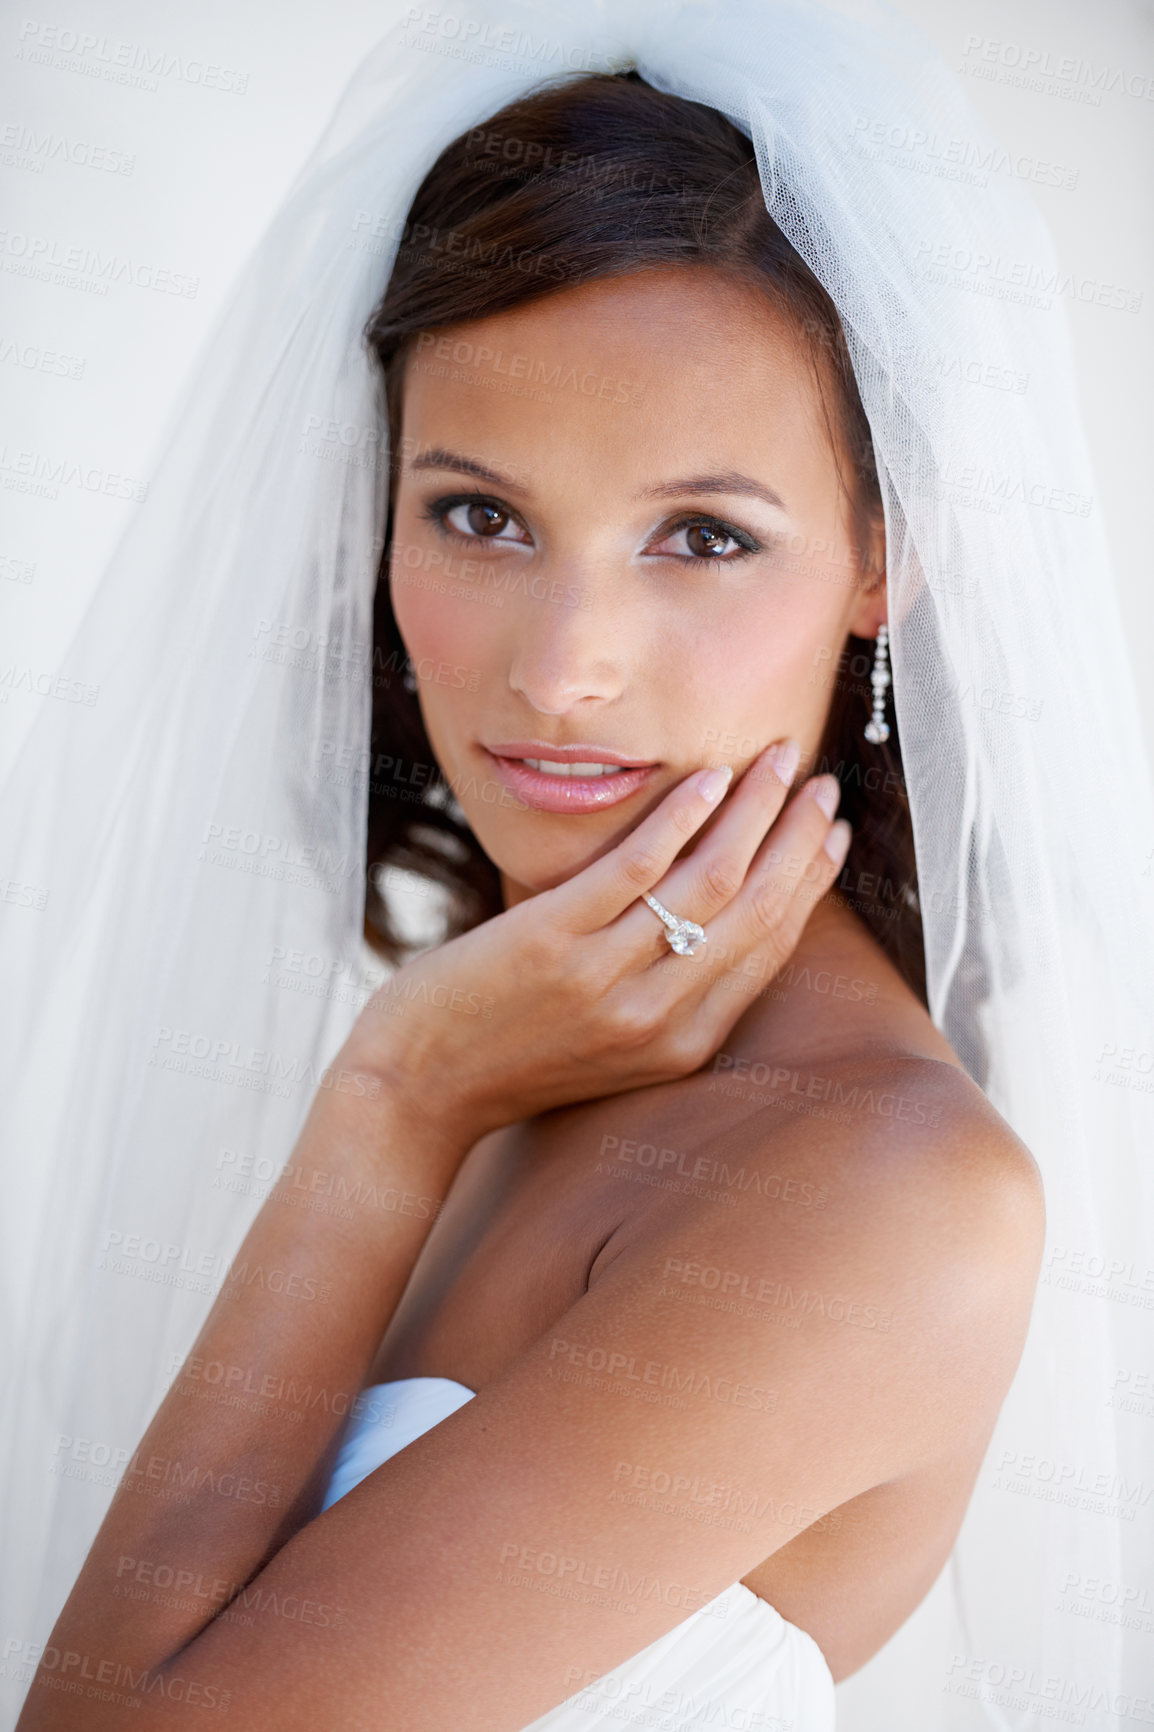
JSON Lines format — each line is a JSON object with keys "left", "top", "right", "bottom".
{"left": 642, "top": 892, "right": 708, "bottom": 957}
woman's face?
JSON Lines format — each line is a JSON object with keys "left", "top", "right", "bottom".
{"left": 389, "top": 266, "right": 884, "bottom": 903}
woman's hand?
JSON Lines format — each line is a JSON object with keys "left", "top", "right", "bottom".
{"left": 345, "top": 741, "right": 851, "bottom": 1144}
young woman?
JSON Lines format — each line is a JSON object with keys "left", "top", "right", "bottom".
{"left": 12, "top": 66, "right": 1045, "bottom": 1732}
{"left": 5, "top": 6, "right": 1150, "bottom": 1731}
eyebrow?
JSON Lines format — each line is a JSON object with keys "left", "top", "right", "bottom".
{"left": 406, "top": 449, "right": 788, "bottom": 514}
{"left": 406, "top": 447, "right": 524, "bottom": 489}
{"left": 638, "top": 471, "right": 788, "bottom": 513}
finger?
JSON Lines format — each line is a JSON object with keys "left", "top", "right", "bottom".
{"left": 640, "top": 772, "right": 841, "bottom": 984}
{"left": 607, "top": 809, "right": 850, "bottom": 1073}
{"left": 610, "top": 739, "right": 801, "bottom": 954}
{"left": 700, "top": 821, "right": 851, "bottom": 1028}
{"left": 700, "top": 796, "right": 852, "bottom": 1003}
{"left": 550, "top": 761, "right": 735, "bottom": 931}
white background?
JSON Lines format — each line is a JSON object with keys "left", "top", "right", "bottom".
{"left": 2, "top": 0, "right": 1152, "bottom": 774}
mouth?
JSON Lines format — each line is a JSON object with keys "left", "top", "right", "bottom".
{"left": 482, "top": 741, "right": 660, "bottom": 814}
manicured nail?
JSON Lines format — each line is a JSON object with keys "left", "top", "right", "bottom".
{"left": 696, "top": 764, "right": 734, "bottom": 804}
{"left": 765, "top": 738, "right": 800, "bottom": 785}
{"left": 823, "top": 818, "right": 852, "bottom": 867}
{"left": 811, "top": 775, "right": 840, "bottom": 820}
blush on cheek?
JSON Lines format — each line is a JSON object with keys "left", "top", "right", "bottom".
{"left": 389, "top": 569, "right": 499, "bottom": 689}
{"left": 662, "top": 620, "right": 781, "bottom": 713}
{"left": 671, "top": 615, "right": 835, "bottom": 765}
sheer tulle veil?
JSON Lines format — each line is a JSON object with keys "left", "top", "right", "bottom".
{"left": 2, "top": 0, "right": 1153, "bottom": 1725}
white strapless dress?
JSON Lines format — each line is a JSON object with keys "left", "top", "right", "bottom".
{"left": 321, "top": 1376, "right": 837, "bottom": 1730}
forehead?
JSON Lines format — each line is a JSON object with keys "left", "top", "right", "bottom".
{"left": 397, "top": 266, "right": 835, "bottom": 483}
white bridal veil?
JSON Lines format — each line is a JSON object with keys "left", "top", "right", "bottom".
{"left": 2, "top": 0, "right": 1153, "bottom": 1726}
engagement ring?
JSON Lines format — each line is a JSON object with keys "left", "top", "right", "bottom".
{"left": 642, "top": 893, "right": 708, "bottom": 957}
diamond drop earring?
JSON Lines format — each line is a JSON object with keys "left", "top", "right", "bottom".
{"left": 864, "top": 621, "right": 890, "bottom": 744}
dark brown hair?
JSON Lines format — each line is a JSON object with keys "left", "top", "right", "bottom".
{"left": 361, "top": 71, "right": 926, "bottom": 1003}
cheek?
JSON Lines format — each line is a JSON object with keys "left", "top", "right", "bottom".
{"left": 662, "top": 581, "right": 844, "bottom": 745}
{"left": 388, "top": 566, "right": 508, "bottom": 784}
{"left": 389, "top": 564, "right": 504, "bottom": 689}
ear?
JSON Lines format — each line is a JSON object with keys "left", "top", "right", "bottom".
{"left": 847, "top": 503, "right": 886, "bottom": 638}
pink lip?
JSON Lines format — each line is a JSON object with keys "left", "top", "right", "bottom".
{"left": 482, "top": 743, "right": 660, "bottom": 814}
{"left": 484, "top": 740, "right": 655, "bottom": 767}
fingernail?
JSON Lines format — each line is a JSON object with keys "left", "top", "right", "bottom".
{"left": 812, "top": 776, "right": 840, "bottom": 820}
{"left": 696, "top": 764, "right": 733, "bottom": 804}
{"left": 765, "top": 738, "right": 800, "bottom": 785}
{"left": 823, "top": 818, "right": 852, "bottom": 867}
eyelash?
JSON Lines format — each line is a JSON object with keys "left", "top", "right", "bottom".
{"left": 659, "top": 511, "right": 761, "bottom": 565}
{"left": 419, "top": 491, "right": 762, "bottom": 566}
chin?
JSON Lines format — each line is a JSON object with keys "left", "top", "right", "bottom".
{"left": 469, "top": 809, "right": 638, "bottom": 898}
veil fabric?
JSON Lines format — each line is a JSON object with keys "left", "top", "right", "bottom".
{"left": 3, "top": 1, "right": 1153, "bottom": 1726}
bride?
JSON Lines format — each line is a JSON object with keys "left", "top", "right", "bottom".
{"left": 4, "top": 4, "right": 1151, "bottom": 1730}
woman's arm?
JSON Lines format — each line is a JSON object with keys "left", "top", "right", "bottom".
{"left": 17, "top": 744, "right": 855, "bottom": 1727}
{"left": 26, "top": 1078, "right": 473, "bottom": 1688}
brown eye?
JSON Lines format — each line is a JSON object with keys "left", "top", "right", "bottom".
{"left": 436, "top": 499, "right": 528, "bottom": 544}
{"left": 641, "top": 509, "right": 758, "bottom": 564}
{"left": 685, "top": 522, "right": 733, "bottom": 557}
{"left": 465, "top": 502, "right": 509, "bottom": 536}
{"left": 645, "top": 514, "right": 757, "bottom": 563}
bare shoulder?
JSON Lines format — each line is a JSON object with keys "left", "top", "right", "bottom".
{"left": 807, "top": 1048, "right": 1044, "bottom": 1227}
{"left": 698, "top": 1043, "right": 1043, "bottom": 1243}
{"left": 601, "top": 1047, "right": 1047, "bottom": 1477}
{"left": 739, "top": 1048, "right": 1045, "bottom": 1309}
{"left": 844, "top": 1050, "right": 1045, "bottom": 1273}
{"left": 691, "top": 900, "right": 1046, "bottom": 1282}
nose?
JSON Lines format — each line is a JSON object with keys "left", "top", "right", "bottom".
{"left": 505, "top": 579, "right": 629, "bottom": 716}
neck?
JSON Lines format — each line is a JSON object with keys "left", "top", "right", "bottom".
{"left": 499, "top": 869, "right": 535, "bottom": 911}
{"left": 715, "top": 893, "right": 944, "bottom": 1071}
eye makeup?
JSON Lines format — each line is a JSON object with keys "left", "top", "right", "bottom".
{"left": 645, "top": 511, "right": 762, "bottom": 564}
{"left": 419, "top": 490, "right": 530, "bottom": 545}
{"left": 417, "top": 490, "right": 767, "bottom": 568}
